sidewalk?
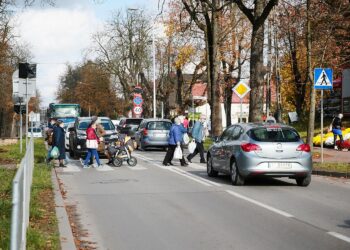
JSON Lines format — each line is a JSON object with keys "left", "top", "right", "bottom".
{"left": 313, "top": 147, "right": 349, "bottom": 163}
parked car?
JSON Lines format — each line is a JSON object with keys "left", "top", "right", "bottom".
{"left": 27, "top": 127, "right": 43, "bottom": 138}
{"left": 64, "top": 122, "right": 74, "bottom": 151}
{"left": 135, "top": 119, "right": 172, "bottom": 150}
{"left": 207, "top": 123, "right": 312, "bottom": 186}
{"left": 69, "top": 117, "right": 118, "bottom": 158}
{"left": 118, "top": 118, "right": 143, "bottom": 138}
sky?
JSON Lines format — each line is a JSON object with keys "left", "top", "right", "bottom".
{"left": 13, "top": 0, "right": 161, "bottom": 107}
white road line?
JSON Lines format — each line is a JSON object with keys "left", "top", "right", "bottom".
{"left": 169, "top": 167, "right": 212, "bottom": 187}
{"left": 189, "top": 163, "right": 206, "bottom": 170}
{"left": 225, "top": 190, "right": 294, "bottom": 218}
{"left": 172, "top": 167, "right": 222, "bottom": 187}
{"left": 62, "top": 164, "right": 81, "bottom": 172}
{"left": 136, "top": 153, "right": 212, "bottom": 187}
{"left": 127, "top": 166, "right": 147, "bottom": 170}
{"left": 327, "top": 232, "right": 350, "bottom": 244}
{"left": 95, "top": 165, "right": 115, "bottom": 171}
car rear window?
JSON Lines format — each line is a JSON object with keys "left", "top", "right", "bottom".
{"left": 29, "top": 128, "right": 41, "bottom": 133}
{"left": 78, "top": 120, "right": 91, "bottom": 130}
{"left": 101, "top": 120, "right": 115, "bottom": 130}
{"left": 248, "top": 127, "right": 300, "bottom": 142}
{"left": 147, "top": 121, "right": 172, "bottom": 130}
{"left": 125, "top": 119, "right": 143, "bottom": 125}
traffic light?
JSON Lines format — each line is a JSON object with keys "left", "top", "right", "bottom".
{"left": 14, "top": 104, "right": 26, "bottom": 114}
{"left": 19, "top": 63, "right": 37, "bottom": 79}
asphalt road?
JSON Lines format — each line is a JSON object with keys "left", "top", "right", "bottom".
{"left": 55, "top": 149, "right": 350, "bottom": 250}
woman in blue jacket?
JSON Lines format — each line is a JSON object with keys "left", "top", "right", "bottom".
{"left": 163, "top": 117, "right": 186, "bottom": 166}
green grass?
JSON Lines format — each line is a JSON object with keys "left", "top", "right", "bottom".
{"left": 0, "top": 139, "right": 60, "bottom": 250}
{"left": 313, "top": 162, "right": 350, "bottom": 173}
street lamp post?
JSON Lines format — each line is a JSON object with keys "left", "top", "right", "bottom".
{"left": 152, "top": 26, "right": 156, "bottom": 118}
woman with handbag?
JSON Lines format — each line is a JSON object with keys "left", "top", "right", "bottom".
{"left": 83, "top": 121, "right": 102, "bottom": 168}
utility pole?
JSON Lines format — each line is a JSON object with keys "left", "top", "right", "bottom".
{"left": 266, "top": 15, "right": 272, "bottom": 117}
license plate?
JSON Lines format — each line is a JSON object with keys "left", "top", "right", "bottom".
{"left": 269, "top": 162, "right": 292, "bottom": 169}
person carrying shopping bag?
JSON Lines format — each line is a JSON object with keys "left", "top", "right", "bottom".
{"left": 83, "top": 121, "right": 102, "bottom": 168}
{"left": 163, "top": 117, "right": 185, "bottom": 166}
{"left": 187, "top": 114, "right": 207, "bottom": 164}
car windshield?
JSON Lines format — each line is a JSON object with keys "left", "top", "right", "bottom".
{"left": 248, "top": 127, "right": 300, "bottom": 142}
{"left": 147, "top": 121, "right": 172, "bottom": 130}
{"left": 28, "top": 128, "right": 41, "bottom": 133}
{"left": 101, "top": 120, "right": 115, "bottom": 130}
{"left": 78, "top": 120, "right": 91, "bottom": 130}
{"left": 125, "top": 119, "right": 142, "bottom": 125}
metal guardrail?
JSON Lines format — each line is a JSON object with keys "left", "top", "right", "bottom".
{"left": 10, "top": 138, "right": 34, "bottom": 250}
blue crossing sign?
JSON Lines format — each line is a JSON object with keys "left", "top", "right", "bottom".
{"left": 314, "top": 68, "right": 333, "bottom": 90}
{"left": 133, "top": 96, "right": 143, "bottom": 105}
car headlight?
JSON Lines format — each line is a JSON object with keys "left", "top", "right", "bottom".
{"left": 110, "top": 134, "right": 118, "bottom": 140}
{"left": 77, "top": 134, "right": 86, "bottom": 140}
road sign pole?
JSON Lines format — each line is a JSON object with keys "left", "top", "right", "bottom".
{"left": 20, "top": 111, "right": 22, "bottom": 154}
{"left": 240, "top": 98, "right": 243, "bottom": 123}
{"left": 321, "top": 90, "right": 324, "bottom": 163}
{"left": 25, "top": 77, "right": 28, "bottom": 147}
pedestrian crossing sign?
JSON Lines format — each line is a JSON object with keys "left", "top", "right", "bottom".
{"left": 314, "top": 68, "right": 332, "bottom": 90}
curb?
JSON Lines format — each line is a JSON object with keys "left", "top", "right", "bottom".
{"left": 312, "top": 170, "right": 349, "bottom": 179}
{"left": 51, "top": 168, "right": 76, "bottom": 250}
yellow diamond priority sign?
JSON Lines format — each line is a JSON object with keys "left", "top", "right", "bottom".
{"left": 232, "top": 82, "right": 251, "bottom": 99}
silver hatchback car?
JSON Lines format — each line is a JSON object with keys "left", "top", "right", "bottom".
{"left": 135, "top": 119, "right": 172, "bottom": 150}
{"left": 207, "top": 123, "right": 312, "bottom": 186}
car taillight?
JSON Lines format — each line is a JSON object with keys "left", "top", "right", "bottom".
{"left": 241, "top": 143, "right": 261, "bottom": 152}
{"left": 143, "top": 128, "right": 148, "bottom": 136}
{"left": 297, "top": 144, "right": 310, "bottom": 152}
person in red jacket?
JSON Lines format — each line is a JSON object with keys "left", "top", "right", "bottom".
{"left": 82, "top": 121, "right": 102, "bottom": 168}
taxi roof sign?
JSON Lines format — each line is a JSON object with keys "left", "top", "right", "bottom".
{"left": 232, "top": 82, "right": 251, "bottom": 99}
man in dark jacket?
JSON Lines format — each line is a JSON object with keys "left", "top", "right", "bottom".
{"left": 53, "top": 120, "right": 67, "bottom": 167}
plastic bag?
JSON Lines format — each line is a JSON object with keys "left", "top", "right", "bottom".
{"left": 50, "top": 146, "right": 59, "bottom": 159}
{"left": 183, "top": 133, "right": 190, "bottom": 145}
{"left": 174, "top": 145, "right": 183, "bottom": 159}
{"left": 188, "top": 140, "right": 196, "bottom": 154}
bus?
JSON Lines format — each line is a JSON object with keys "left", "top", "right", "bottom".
{"left": 47, "top": 103, "right": 81, "bottom": 124}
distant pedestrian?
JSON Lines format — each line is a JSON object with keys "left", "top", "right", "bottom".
{"left": 332, "top": 113, "right": 344, "bottom": 150}
{"left": 83, "top": 121, "right": 102, "bottom": 168}
{"left": 45, "top": 118, "right": 56, "bottom": 163}
{"left": 183, "top": 116, "right": 189, "bottom": 129}
{"left": 163, "top": 117, "right": 185, "bottom": 166}
{"left": 52, "top": 120, "right": 66, "bottom": 167}
{"left": 187, "top": 114, "right": 207, "bottom": 164}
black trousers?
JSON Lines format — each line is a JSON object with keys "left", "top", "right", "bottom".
{"left": 187, "top": 141, "right": 205, "bottom": 161}
{"left": 163, "top": 144, "right": 177, "bottom": 164}
{"left": 169, "top": 144, "right": 187, "bottom": 165}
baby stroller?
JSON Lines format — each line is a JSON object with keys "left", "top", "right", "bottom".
{"left": 107, "top": 134, "right": 137, "bottom": 167}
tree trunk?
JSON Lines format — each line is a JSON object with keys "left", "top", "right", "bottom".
{"left": 210, "top": 0, "right": 222, "bottom": 136}
{"left": 176, "top": 67, "right": 184, "bottom": 111}
{"left": 306, "top": 0, "right": 315, "bottom": 149}
{"left": 248, "top": 1, "right": 265, "bottom": 122}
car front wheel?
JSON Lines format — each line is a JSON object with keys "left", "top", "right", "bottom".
{"left": 207, "top": 155, "right": 218, "bottom": 177}
{"left": 230, "top": 161, "right": 245, "bottom": 186}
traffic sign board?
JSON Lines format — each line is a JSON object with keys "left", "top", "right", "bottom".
{"left": 133, "top": 96, "right": 143, "bottom": 105}
{"left": 314, "top": 68, "right": 332, "bottom": 90}
{"left": 133, "top": 106, "right": 143, "bottom": 115}
{"left": 232, "top": 82, "right": 251, "bottom": 98}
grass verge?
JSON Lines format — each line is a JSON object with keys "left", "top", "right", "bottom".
{"left": 313, "top": 162, "right": 350, "bottom": 174}
{"left": 0, "top": 139, "right": 60, "bottom": 250}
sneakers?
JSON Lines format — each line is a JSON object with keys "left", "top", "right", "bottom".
{"left": 59, "top": 163, "right": 67, "bottom": 168}
{"left": 334, "top": 146, "right": 338, "bottom": 150}
{"left": 83, "top": 165, "right": 90, "bottom": 169}
{"left": 200, "top": 159, "right": 207, "bottom": 164}
{"left": 93, "top": 164, "right": 103, "bottom": 168}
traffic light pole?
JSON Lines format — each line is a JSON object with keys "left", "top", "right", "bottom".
{"left": 20, "top": 101, "right": 23, "bottom": 154}
{"left": 25, "top": 77, "right": 28, "bottom": 147}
